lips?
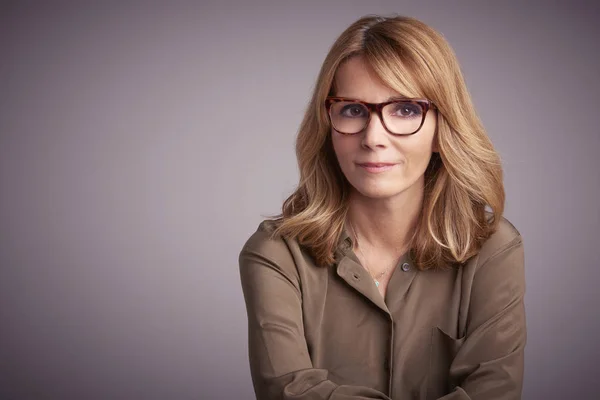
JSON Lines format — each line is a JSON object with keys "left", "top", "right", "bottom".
{"left": 357, "top": 162, "right": 396, "bottom": 167}
{"left": 356, "top": 162, "right": 397, "bottom": 173}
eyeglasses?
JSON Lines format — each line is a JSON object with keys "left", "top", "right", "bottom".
{"left": 325, "top": 96, "right": 436, "bottom": 136}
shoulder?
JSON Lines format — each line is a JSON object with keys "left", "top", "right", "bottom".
{"left": 239, "top": 219, "right": 297, "bottom": 270}
{"left": 238, "top": 220, "right": 305, "bottom": 300}
{"left": 460, "top": 216, "right": 526, "bottom": 347}
{"left": 476, "top": 216, "right": 523, "bottom": 266}
{"left": 465, "top": 216, "right": 525, "bottom": 289}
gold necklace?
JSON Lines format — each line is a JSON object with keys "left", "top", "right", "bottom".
{"left": 349, "top": 221, "right": 393, "bottom": 288}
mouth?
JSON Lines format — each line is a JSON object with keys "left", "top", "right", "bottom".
{"left": 356, "top": 162, "right": 397, "bottom": 173}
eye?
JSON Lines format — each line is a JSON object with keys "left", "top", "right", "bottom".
{"left": 389, "top": 102, "right": 422, "bottom": 118}
{"left": 339, "top": 103, "right": 368, "bottom": 118}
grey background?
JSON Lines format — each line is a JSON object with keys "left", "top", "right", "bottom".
{"left": 1, "top": 1, "right": 598, "bottom": 399}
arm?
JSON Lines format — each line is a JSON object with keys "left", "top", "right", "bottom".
{"left": 438, "top": 235, "right": 526, "bottom": 399}
{"left": 238, "top": 228, "right": 392, "bottom": 400}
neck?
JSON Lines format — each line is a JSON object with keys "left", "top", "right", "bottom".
{"left": 347, "top": 179, "right": 424, "bottom": 253}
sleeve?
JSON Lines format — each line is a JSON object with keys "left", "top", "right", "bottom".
{"left": 437, "top": 235, "right": 526, "bottom": 399}
{"left": 238, "top": 228, "right": 392, "bottom": 400}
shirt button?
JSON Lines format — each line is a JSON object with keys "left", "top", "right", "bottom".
{"left": 401, "top": 262, "right": 410, "bottom": 272}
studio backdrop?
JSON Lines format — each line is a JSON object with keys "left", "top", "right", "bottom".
{"left": 1, "top": 1, "right": 599, "bottom": 399}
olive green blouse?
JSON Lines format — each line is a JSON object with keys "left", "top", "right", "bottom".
{"left": 238, "top": 217, "right": 526, "bottom": 399}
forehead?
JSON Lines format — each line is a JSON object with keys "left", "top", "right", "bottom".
{"left": 333, "top": 56, "right": 407, "bottom": 102}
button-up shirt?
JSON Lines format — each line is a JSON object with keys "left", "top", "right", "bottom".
{"left": 238, "top": 217, "right": 526, "bottom": 399}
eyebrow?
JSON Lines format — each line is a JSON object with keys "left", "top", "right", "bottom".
{"left": 336, "top": 95, "right": 411, "bottom": 102}
{"left": 385, "top": 95, "right": 410, "bottom": 102}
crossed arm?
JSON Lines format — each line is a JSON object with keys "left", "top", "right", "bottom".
{"left": 238, "top": 230, "right": 526, "bottom": 399}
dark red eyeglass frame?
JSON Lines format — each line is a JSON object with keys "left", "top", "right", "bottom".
{"left": 325, "top": 96, "right": 437, "bottom": 136}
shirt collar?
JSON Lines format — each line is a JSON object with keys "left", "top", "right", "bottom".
{"left": 334, "top": 222, "right": 353, "bottom": 260}
{"left": 334, "top": 221, "right": 415, "bottom": 267}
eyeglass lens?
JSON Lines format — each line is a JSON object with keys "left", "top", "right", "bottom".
{"left": 329, "top": 101, "right": 425, "bottom": 135}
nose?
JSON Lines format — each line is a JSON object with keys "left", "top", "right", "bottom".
{"left": 361, "top": 112, "right": 389, "bottom": 149}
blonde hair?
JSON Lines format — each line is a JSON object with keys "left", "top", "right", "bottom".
{"left": 270, "top": 14, "right": 504, "bottom": 270}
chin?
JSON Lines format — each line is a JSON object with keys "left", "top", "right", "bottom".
{"left": 352, "top": 184, "right": 406, "bottom": 200}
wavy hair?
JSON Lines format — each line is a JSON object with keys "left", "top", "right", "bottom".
{"left": 270, "top": 14, "right": 504, "bottom": 270}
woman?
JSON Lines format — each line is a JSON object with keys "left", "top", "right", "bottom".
{"left": 239, "top": 14, "right": 525, "bottom": 400}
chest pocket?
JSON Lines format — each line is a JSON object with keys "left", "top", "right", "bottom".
{"left": 426, "top": 326, "right": 466, "bottom": 399}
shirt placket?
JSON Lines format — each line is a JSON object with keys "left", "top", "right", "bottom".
{"left": 335, "top": 236, "right": 417, "bottom": 398}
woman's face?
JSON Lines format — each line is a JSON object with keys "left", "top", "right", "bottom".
{"left": 330, "top": 56, "right": 438, "bottom": 202}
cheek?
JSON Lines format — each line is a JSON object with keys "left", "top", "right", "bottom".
{"left": 404, "top": 122, "right": 437, "bottom": 161}
{"left": 403, "top": 143, "right": 434, "bottom": 167}
{"left": 331, "top": 134, "right": 356, "bottom": 164}
{"left": 395, "top": 137, "right": 436, "bottom": 171}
